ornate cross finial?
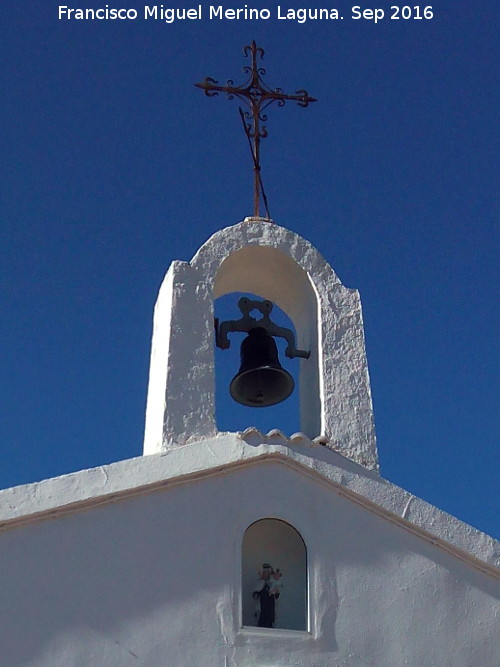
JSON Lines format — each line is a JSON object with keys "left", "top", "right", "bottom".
{"left": 195, "top": 41, "right": 316, "bottom": 219}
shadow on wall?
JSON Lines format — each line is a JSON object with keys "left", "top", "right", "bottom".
{"left": 242, "top": 518, "right": 307, "bottom": 631}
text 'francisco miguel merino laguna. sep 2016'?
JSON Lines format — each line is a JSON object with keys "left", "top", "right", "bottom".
{"left": 57, "top": 5, "right": 435, "bottom": 24}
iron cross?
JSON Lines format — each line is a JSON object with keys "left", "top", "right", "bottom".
{"left": 195, "top": 41, "right": 316, "bottom": 219}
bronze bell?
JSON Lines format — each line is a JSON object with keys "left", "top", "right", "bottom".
{"left": 230, "top": 327, "right": 294, "bottom": 407}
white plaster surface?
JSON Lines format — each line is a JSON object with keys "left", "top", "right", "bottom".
{"left": 143, "top": 219, "right": 378, "bottom": 470}
{"left": 4, "top": 221, "right": 497, "bottom": 665}
{"left": 0, "top": 438, "right": 498, "bottom": 666}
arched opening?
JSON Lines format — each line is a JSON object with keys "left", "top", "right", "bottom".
{"left": 214, "top": 245, "right": 321, "bottom": 438}
{"left": 215, "top": 292, "right": 301, "bottom": 434}
{"left": 241, "top": 519, "right": 307, "bottom": 631}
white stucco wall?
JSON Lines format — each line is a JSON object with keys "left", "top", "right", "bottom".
{"left": 1, "top": 439, "right": 498, "bottom": 667}
{"left": 143, "top": 219, "right": 378, "bottom": 470}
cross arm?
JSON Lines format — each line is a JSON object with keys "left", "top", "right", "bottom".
{"left": 194, "top": 78, "right": 248, "bottom": 100}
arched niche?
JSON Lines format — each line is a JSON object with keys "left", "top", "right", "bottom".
{"left": 213, "top": 245, "right": 320, "bottom": 438}
{"left": 241, "top": 518, "right": 307, "bottom": 631}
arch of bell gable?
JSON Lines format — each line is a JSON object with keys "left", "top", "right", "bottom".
{"left": 189, "top": 220, "right": 335, "bottom": 439}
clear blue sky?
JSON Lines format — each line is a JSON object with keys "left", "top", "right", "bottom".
{"left": 1, "top": 2, "right": 498, "bottom": 539}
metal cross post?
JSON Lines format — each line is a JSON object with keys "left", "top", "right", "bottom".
{"left": 195, "top": 41, "right": 316, "bottom": 219}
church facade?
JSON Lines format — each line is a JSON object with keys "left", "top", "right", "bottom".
{"left": 1, "top": 220, "right": 498, "bottom": 666}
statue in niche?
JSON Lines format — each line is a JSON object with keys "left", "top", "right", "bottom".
{"left": 253, "top": 563, "right": 284, "bottom": 627}
{"left": 271, "top": 568, "right": 284, "bottom": 621}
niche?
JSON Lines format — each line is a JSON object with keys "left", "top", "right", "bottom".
{"left": 241, "top": 519, "right": 307, "bottom": 631}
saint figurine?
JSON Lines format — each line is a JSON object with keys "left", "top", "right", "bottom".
{"left": 253, "top": 563, "right": 280, "bottom": 628}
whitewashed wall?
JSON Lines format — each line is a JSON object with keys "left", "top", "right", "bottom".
{"left": 143, "top": 220, "right": 378, "bottom": 470}
{"left": 1, "top": 458, "right": 498, "bottom": 667}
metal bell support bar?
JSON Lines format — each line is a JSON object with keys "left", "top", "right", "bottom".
{"left": 215, "top": 297, "right": 310, "bottom": 359}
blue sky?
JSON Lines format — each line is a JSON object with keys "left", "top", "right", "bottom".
{"left": 1, "top": 2, "right": 498, "bottom": 539}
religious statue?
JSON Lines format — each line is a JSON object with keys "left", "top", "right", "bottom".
{"left": 253, "top": 563, "right": 284, "bottom": 628}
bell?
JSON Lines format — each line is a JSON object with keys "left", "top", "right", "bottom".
{"left": 230, "top": 327, "right": 294, "bottom": 407}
